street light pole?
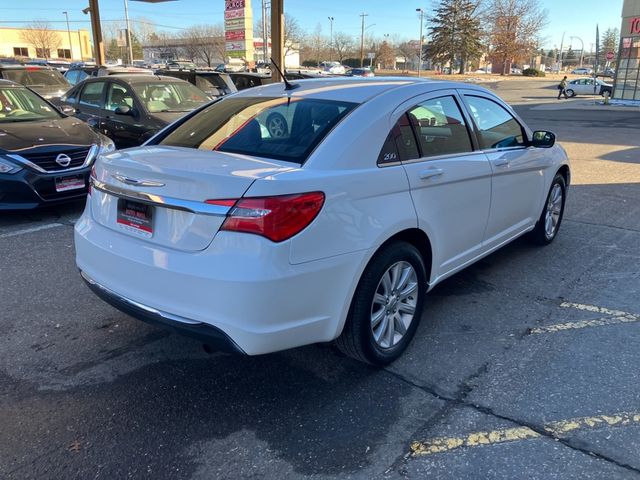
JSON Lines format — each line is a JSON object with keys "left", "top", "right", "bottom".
{"left": 63, "top": 11, "right": 73, "bottom": 60}
{"left": 416, "top": 8, "right": 424, "bottom": 77}
{"left": 328, "top": 16, "right": 334, "bottom": 62}
{"left": 123, "top": 0, "right": 134, "bottom": 64}
{"left": 570, "top": 36, "right": 584, "bottom": 67}
{"left": 359, "top": 13, "right": 368, "bottom": 68}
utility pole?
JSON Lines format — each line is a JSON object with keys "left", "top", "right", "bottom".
{"left": 558, "top": 31, "right": 565, "bottom": 72}
{"left": 123, "top": 0, "right": 134, "bottom": 64}
{"left": 85, "top": 0, "right": 105, "bottom": 65}
{"left": 328, "top": 16, "right": 334, "bottom": 62}
{"left": 359, "top": 13, "right": 368, "bottom": 68}
{"left": 62, "top": 12, "right": 73, "bottom": 60}
{"left": 416, "top": 8, "right": 424, "bottom": 77}
{"left": 262, "top": 0, "right": 268, "bottom": 63}
{"left": 271, "top": 0, "right": 284, "bottom": 82}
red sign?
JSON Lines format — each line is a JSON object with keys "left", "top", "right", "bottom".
{"left": 225, "top": 0, "right": 244, "bottom": 10}
{"left": 606, "top": 51, "right": 615, "bottom": 61}
{"left": 225, "top": 30, "right": 245, "bottom": 41}
{"left": 629, "top": 17, "right": 640, "bottom": 35}
{"left": 224, "top": 8, "right": 244, "bottom": 19}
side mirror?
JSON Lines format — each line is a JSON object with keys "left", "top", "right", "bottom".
{"left": 114, "top": 105, "right": 133, "bottom": 116}
{"left": 59, "top": 104, "right": 76, "bottom": 115}
{"left": 531, "top": 130, "right": 555, "bottom": 148}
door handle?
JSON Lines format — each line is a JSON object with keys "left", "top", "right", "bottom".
{"left": 493, "top": 158, "right": 510, "bottom": 167}
{"left": 419, "top": 168, "right": 444, "bottom": 180}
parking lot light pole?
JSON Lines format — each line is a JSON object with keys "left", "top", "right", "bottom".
{"left": 416, "top": 8, "right": 424, "bottom": 77}
{"left": 359, "top": 13, "right": 368, "bottom": 67}
{"left": 328, "top": 16, "right": 334, "bottom": 62}
{"left": 62, "top": 12, "right": 74, "bottom": 60}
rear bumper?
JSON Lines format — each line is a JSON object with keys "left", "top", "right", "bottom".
{"left": 80, "top": 270, "right": 243, "bottom": 353}
{"left": 75, "top": 209, "right": 370, "bottom": 355}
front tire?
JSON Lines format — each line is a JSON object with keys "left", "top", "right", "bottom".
{"left": 566, "top": 89, "right": 575, "bottom": 97}
{"left": 336, "top": 241, "right": 427, "bottom": 365}
{"left": 528, "top": 173, "right": 566, "bottom": 245}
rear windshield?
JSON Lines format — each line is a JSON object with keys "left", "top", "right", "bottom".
{"left": 2, "top": 69, "right": 69, "bottom": 87}
{"left": 158, "top": 96, "right": 357, "bottom": 163}
{"left": 131, "top": 81, "right": 209, "bottom": 113}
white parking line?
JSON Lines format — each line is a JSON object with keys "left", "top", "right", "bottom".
{"left": 0, "top": 223, "right": 65, "bottom": 239}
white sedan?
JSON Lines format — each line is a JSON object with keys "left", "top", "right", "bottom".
{"left": 75, "top": 77, "right": 570, "bottom": 365}
{"left": 566, "top": 78, "right": 613, "bottom": 97}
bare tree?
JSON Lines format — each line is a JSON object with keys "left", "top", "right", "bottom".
{"left": 377, "top": 41, "right": 395, "bottom": 69}
{"left": 332, "top": 32, "right": 355, "bottom": 63}
{"left": 488, "top": 0, "right": 547, "bottom": 74}
{"left": 306, "top": 23, "right": 327, "bottom": 66}
{"left": 397, "top": 41, "right": 419, "bottom": 70}
{"left": 20, "top": 21, "right": 61, "bottom": 59}
{"left": 180, "top": 24, "right": 225, "bottom": 67}
{"left": 255, "top": 14, "right": 305, "bottom": 58}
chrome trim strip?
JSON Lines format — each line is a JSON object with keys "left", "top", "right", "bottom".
{"left": 80, "top": 271, "right": 201, "bottom": 325}
{"left": 112, "top": 174, "right": 165, "bottom": 187}
{"left": 7, "top": 144, "right": 98, "bottom": 174}
{"left": 91, "top": 178, "right": 231, "bottom": 217}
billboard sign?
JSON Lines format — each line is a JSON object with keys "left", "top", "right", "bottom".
{"left": 225, "top": 18, "right": 244, "bottom": 30}
{"left": 224, "top": 0, "right": 253, "bottom": 64}
{"left": 225, "top": 30, "right": 245, "bottom": 41}
{"left": 225, "top": 0, "right": 245, "bottom": 10}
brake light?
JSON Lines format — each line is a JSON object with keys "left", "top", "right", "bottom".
{"left": 208, "top": 192, "right": 325, "bottom": 242}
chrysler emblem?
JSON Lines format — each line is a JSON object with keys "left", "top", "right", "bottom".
{"left": 55, "top": 153, "right": 72, "bottom": 167}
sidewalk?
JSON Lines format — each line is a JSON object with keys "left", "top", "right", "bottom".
{"left": 513, "top": 97, "right": 640, "bottom": 111}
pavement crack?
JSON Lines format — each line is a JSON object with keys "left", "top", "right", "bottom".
{"left": 564, "top": 218, "right": 640, "bottom": 234}
{"left": 383, "top": 368, "right": 640, "bottom": 476}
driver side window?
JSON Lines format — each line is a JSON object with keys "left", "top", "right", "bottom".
{"left": 106, "top": 83, "right": 134, "bottom": 112}
{"left": 464, "top": 95, "right": 525, "bottom": 150}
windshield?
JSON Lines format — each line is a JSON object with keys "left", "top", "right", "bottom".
{"left": 158, "top": 96, "right": 357, "bottom": 163}
{"left": 0, "top": 86, "right": 61, "bottom": 123}
{"left": 131, "top": 81, "right": 209, "bottom": 113}
{"left": 2, "top": 69, "right": 69, "bottom": 88}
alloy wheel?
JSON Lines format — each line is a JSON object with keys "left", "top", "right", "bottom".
{"left": 370, "top": 261, "right": 418, "bottom": 349}
{"left": 544, "top": 183, "right": 563, "bottom": 239}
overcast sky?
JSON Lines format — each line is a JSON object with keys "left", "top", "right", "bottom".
{"left": 0, "top": 0, "right": 624, "bottom": 51}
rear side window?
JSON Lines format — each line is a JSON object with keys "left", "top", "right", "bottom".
{"left": 377, "top": 115, "right": 420, "bottom": 166}
{"left": 407, "top": 96, "right": 473, "bottom": 158}
{"left": 79, "top": 81, "right": 106, "bottom": 108}
{"left": 464, "top": 95, "right": 525, "bottom": 150}
{"left": 158, "top": 96, "right": 357, "bottom": 163}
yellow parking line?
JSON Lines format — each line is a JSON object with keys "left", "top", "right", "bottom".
{"left": 411, "top": 412, "right": 640, "bottom": 456}
{"left": 560, "top": 301, "right": 636, "bottom": 318}
{"left": 529, "top": 315, "right": 639, "bottom": 334}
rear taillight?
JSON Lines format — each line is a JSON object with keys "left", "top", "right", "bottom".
{"left": 207, "top": 192, "right": 325, "bottom": 242}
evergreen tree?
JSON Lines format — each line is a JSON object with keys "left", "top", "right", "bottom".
{"left": 427, "top": 0, "right": 484, "bottom": 74}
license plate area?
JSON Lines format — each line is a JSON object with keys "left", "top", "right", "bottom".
{"left": 116, "top": 199, "right": 153, "bottom": 237}
{"left": 55, "top": 174, "right": 85, "bottom": 193}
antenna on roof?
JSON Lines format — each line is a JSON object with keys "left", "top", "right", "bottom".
{"left": 270, "top": 57, "right": 299, "bottom": 91}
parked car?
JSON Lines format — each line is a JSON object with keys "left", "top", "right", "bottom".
{"left": 347, "top": 68, "right": 375, "bottom": 77}
{"left": 0, "top": 79, "right": 114, "bottom": 210}
{"left": 60, "top": 75, "right": 210, "bottom": 148}
{"left": 320, "top": 61, "right": 347, "bottom": 74}
{"left": 228, "top": 72, "right": 271, "bottom": 90}
{"left": 166, "top": 61, "right": 197, "bottom": 70}
{"left": 76, "top": 77, "right": 570, "bottom": 365}
{"left": 26, "top": 59, "right": 71, "bottom": 72}
{"left": 571, "top": 67, "right": 593, "bottom": 75}
{"left": 565, "top": 77, "right": 613, "bottom": 97}
{"left": 156, "top": 69, "right": 237, "bottom": 99}
{"left": 0, "top": 65, "right": 70, "bottom": 102}
{"left": 65, "top": 65, "right": 153, "bottom": 86}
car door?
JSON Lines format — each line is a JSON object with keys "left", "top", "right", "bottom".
{"left": 101, "top": 80, "right": 148, "bottom": 148}
{"left": 392, "top": 92, "right": 493, "bottom": 276}
{"left": 459, "top": 92, "right": 548, "bottom": 249}
{"left": 75, "top": 80, "right": 107, "bottom": 130}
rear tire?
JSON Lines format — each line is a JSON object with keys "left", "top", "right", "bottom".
{"left": 528, "top": 173, "right": 566, "bottom": 245}
{"left": 566, "top": 89, "right": 575, "bottom": 97}
{"left": 336, "top": 241, "right": 427, "bottom": 365}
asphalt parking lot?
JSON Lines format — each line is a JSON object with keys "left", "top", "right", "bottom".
{"left": 1, "top": 79, "right": 640, "bottom": 479}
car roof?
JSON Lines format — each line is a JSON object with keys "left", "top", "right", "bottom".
{"left": 235, "top": 76, "right": 488, "bottom": 103}
{"left": 83, "top": 74, "right": 188, "bottom": 84}
{"left": 0, "top": 65, "right": 57, "bottom": 71}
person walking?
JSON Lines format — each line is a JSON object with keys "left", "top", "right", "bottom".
{"left": 557, "top": 76, "right": 569, "bottom": 100}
